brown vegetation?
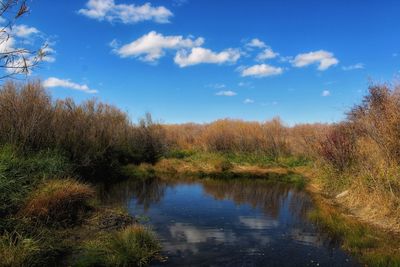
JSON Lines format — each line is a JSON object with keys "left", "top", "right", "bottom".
{"left": 0, "top": 81, "right": 167, "bottom": 179}
{"left": 20, "top": 179, "right": 94, "bottom": 225}
{"left": 165, "top": 118, "right": 330, "bottom": 159}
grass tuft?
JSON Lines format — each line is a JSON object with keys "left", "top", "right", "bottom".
{"left": 20, "top": 179, "right": 94, "bottom": 225}
{"left": 76, "top": 225, "right": 161, "bottom": 267}
{"left": 0, "top": 231, "right": 40, "bottom": 267}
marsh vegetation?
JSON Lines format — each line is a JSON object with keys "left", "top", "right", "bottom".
{"left": 1, "top": 81, "right": 400, "bottom": 266}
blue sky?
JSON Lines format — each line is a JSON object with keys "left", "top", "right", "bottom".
{"left": 6, "top": 0, "right": 400, "bottom": 124}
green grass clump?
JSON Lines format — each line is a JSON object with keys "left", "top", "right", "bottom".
{"left": 76, "top": 225, "right": 161, "bottom": 267}
{"left": 164, "top": 149, "right": 195, "bottom": 159}
{"left": 120, "top": 164, "right": 157, "bottom": 180}
{"left": 0, "top": 146, "right": 71, "bottom": 217}
{"left": 278, "top": 156, "right": 311, "bottom": 168}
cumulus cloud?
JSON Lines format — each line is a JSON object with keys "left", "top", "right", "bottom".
{"left": 246, "top": 38, "right": 267, "bottom": 49}
{"left": 174, "top": 47, "right": 240, "bottom": 67}
{"left": 342, "top": 63, "right": 364, "bottom": 71}
{"left": 243, "top": 98, "right": 254, "bottom": 104}
{"left": 79, "top": 0, "right": 173, "bottom": 24}
{"left": 114, "top": 31, "right": 204, "bottom": 62}
{"left": 43, "top": 77, "right": 98, "bottom": 94}
{"left": 12, "top": 25, "right": 39, "bottom": 38}
{"left": 215, "top": 90, "right": 237, "bottom": 96}
{"left": 322, "top": 90, "right": 331, "bottom": 97}
{"left": 256, "top": 48, "right": 279, "bottom": 61}
{"left": 292, "top": 50, "right": 338, "bottom": 70}
{"left": 245, "top": 38, "right": 279, "bottom": 61}
{"left": 240, "top": 64, "right": 283, "bottom": 78}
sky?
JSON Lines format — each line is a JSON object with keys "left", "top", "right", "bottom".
{"left": 3, "top": 0, "right": 400, "bottom": 124}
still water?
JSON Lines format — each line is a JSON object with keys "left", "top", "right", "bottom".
{"left": 99, "top": 178, "right": 358, "bottom": 267}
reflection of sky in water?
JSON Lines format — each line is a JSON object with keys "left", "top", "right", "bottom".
{"left": 102, "top": 179, "right": 359, "bottom": 267}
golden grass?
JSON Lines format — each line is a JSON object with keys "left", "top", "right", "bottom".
{"left": 20, "top": 179, "right": 94, "bottom": 225}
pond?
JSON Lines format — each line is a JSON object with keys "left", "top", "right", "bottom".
{"left": 99, "top": 178, "right": 359, "bottom": 267}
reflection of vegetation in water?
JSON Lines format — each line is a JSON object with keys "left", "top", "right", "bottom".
{"left": 98, "top": 178, "right": 169, "bottom": 211}
{"left": 101, "top": 177, "right": 313, "bottom": 220}
{"left": 309, "top": 196, "right": 400, "bottom": 267}
{"left": 201, "top": 179, "right": 312, "bottom": 220}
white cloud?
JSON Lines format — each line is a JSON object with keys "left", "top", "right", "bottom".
{"left": 174, "top": 47, "right": 240, "bottom": 67}
{"left": 0, "top": 32, "right": 15, "bottom": 53}
{"left": 215, "top": 90, "right": 237, "bottom": 96}
{"left": 342, "top": 63, "right": 364, "bottom": 71}
{"left": 243, "top": 98, "right": 254, "bottom": 104}
{"left": 115, "top": 31, "right": 204, "bottom": 62}
{"left": 240, "top": 64, "right": 283, "bottom": 78}
{"left": 322, "top": 90, "right": 331, "bottom": 97}
{"left": 12, "top": 25, "right": 39, "bottom": 38}
{"left": 41, "top": 46, "right": 56, "bottom": 63}
{"left": 43, "top": 77, "right": 98, "bottom": 94}
{"left": 246, "top": 38, "right": 266, "bottom": 49}
{"left": 292, "top": 50, "right": 338, "bottom": 70}
{"left": 245, "top": 38, "right": 279, "bottom": 61}
{"left": 79, "top": 0, "right": 173, "bottom": 24}
{"left": 256, "top": 48, "right": 278, "bottom": 61}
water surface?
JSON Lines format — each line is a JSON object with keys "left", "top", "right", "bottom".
{"left": 99, "top": 178, "right": 358, "bottom": 267}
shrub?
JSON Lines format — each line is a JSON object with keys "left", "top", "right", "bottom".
{"left": 77, "top": 225, "right": 161, "bottom": 267}
{"left": 0, "top": 82, "right": 167, "bottom": 181}
{"left": 130, "top": 113, "right": 167, "bottom": 165}
{"left": 319, "top": 123, "right": 357, "bottom": 172}
{"left": 0, "top": 82, "right": 53, "bottom": 152}
{"left": 20, "top": 179, "right": 94, "bottom": 225}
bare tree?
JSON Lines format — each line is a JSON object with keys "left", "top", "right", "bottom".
{"left": 0, "top": 0, "right": 47, "bottom": 79}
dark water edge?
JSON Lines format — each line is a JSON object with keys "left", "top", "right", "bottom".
{"left": 98, "top": 178, "right": 359, "bottom": 267}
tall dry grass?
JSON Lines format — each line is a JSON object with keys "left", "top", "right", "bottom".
{"left": 164, "top": 117, "right": 328, "bottom": 160}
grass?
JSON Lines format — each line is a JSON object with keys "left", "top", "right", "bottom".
{"left": 76, "top": 225, "right": 161, "bottom": 267}
{"left": 20, "top": 179, "right": 94, "bottom": 226}
{"left": 156, "top": 151, "right": 308, "bottom": 188}
{"left": 0, "top": 230, "right": 65, "bottom": 267}
{"left": 0, "top": 231, "right": 40, "bottom": 267}
{"left": 0, "top": 145, "right": 71, "bottom": 217}
{"left": 120, "top": 164, "right": 157, "bottom": 180}
{"left": 308, "top": 194, "right": 400, "bottom": 267}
